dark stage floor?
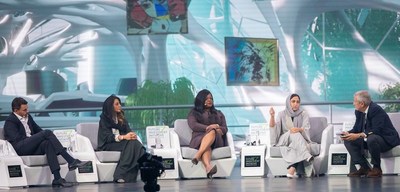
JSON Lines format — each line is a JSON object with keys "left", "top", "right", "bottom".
{"left": 2, "top": 160, "right": 399, "bottom": 192}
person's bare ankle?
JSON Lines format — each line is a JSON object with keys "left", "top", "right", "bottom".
{"left": 288, "top": 167, "right": 296, "bottom": 175}
{"left": 205, "top": 165, "right": 211, "bottom": 173}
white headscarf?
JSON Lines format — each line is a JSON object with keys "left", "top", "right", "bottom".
{"left": 270, "top": 94, "right": 311, "bottom": 145}
{"left": 284, "top": 94, "right": 304, "bottom": 127}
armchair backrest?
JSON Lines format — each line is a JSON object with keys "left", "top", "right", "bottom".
{"left": 0, "top": 127, "right": 4, "bottom": 140}
{"left": 173, "top": 119, "right": 192, "bottom": 146}
{"left": 309, "top": 117, "right": 328, "bottom": 144}
{"left": 76, "top": 122, "right": 99, "bottom": 149}
{"left": 388, "top": 113, "right": 400, "bottom": 134}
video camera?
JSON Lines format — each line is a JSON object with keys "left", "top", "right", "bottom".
{"left": 138, "top": 152, "right": 165, "bottom": 192}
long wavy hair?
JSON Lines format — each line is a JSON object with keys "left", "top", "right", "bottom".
{"left": 192, "top": 89, "right": 219, "bottom": 124}
{"left": 101, "top": 94, "right": 125, "bottom": 125}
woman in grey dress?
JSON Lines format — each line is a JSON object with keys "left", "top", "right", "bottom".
{"left": 98, "top": 95, "right": 145, "bottom": 183}
{"left": 269, "top": 93, "right": 313, "bottom": 178}
{"left": 187, "top": 89, "right": 228, "bottom": 179}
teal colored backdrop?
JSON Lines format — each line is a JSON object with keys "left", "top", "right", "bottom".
{"left": 0, "top": 1, "right": 399, "bottom": 136}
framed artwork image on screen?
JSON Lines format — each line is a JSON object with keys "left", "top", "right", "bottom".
{"left": 225, "top": 37, "right": 279, "bottom": 86}
{"left": 127, "top": 0, "right": 188, "bottom": 35}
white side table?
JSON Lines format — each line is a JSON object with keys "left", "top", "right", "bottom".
{"left": 240, "top": 145, "right": 268, "bottom": 177}
{"left": 328, "top": 144, "right": 351, "bottom": 175}
{"left": 149, "top": 148, "right": 179, "bottom": 179}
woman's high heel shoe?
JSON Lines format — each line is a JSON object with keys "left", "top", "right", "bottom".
{"left": 206, "top": 165, "right": 217, "bottom": 180}
{"left": 191, "top": 158, "right": 199, "bottom": 167}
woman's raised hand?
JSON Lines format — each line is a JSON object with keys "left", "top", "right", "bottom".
{"left": 269, "top": 107, "right": 275, "bottom": 117}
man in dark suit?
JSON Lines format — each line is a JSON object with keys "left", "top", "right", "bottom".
{"left": 3, "top": 97, "right": 90, "bottom": 187}
{"left": 341, "top": 90, "right": 400, "bottom": 177}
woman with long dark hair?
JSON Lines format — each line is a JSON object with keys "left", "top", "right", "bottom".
{"left": 187, "top": 89, "right": 228, "bottom": 179}
{"left": 98, "top": 95, "right": 145, "bottom": 183}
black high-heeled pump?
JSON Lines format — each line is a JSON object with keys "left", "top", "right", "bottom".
{"left": 191, "top": 158, "right": 199, "bottom": 166}
{"left": 207, "top": 165, "right": 217, "bottom": 179}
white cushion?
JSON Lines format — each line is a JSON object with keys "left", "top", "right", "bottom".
{"left": 181, "top": 146, "right": 232, "bottom": 160}
{"left": 21, "top": 155, "right": 67, "bottom": 166}
{"left": 95, "top": 151, "right": 121, "bottom": 163}
{"left": 269, "top": 142, "right": 320, "bottom": 158}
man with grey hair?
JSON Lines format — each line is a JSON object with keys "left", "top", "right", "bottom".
{"left": 341, "top": 90, "right": 400, "bottom": 177}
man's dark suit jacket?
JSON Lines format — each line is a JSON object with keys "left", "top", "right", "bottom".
{"left": 3, "top": 113, "right": 43, "bottom": 153}
{"left": 349, "top": 101, "right": 400, "bottom": 148}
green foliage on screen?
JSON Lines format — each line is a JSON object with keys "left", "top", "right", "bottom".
{"left": 124, "top": 77, "right": 195, "bottom": 140}
{"left": 379, "top": 82, "right": 400, "bottom": 112}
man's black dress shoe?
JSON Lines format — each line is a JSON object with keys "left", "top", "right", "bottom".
{"left": 68, "top": 159, "right": 90, "bottom": 171}
{"left": 52, "top": 178, "right": 73, "bottom": 188}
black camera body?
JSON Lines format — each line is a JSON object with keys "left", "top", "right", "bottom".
{"left": 138, "top": 153, "right": 165, "bottom": 192}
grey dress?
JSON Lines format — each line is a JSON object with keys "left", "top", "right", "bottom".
{"left": 187, "top": 109, "right": 228, "bottom": 149}
{"left": 270, "top": 110, "right": 313, "bottom": 168}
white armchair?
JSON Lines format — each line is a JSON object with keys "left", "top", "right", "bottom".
{"left": 76, "top": 122, "right": 119, "bottom": 182}
{"left": 366, "top": 113, "right": 400, "bottom": 175}
{"left": 0, "top": 127, "right": 69, "bottom": 186}
{"left": 0, "top": 127, "right": 28, "bottom": 188}
{"left": 76, "top": 122, "right": 143, "bottom": 182}
{"left": 171, "top": 119, "right": 236, "bottom": 178}
{"left": 265, "top": 117, "right": 334, "bottom": 177}
{"left": 53, "top": 129, "right": 99, "bottom": 183}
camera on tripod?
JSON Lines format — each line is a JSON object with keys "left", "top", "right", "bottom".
{"left": 138, "top": 152, "right": 165, "bottom": 192}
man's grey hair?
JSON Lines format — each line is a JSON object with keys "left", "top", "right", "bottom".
{"left": 354, "top": 90, "right": 371, "bottom": 106}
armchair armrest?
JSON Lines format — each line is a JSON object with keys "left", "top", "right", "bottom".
{"left": 226, "top": 132, "right": 237, "bottom": 159}
{"left": 75, "top": 134, "right": 96, "bottom": 155}
{"left": 0, "top": 139, "right": 17, "bottom": 156}
{"left": 170, "top": 130, "right": 183, "bottom": 160}
{"left": 319, "top": 124, "right": 334, "bottom": 157}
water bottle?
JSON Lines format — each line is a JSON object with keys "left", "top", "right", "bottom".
{"left": 155, "top": 134, "right": 162, "bottom": 149}
{"left": 246, "top": 132, "right": 251, "bottom": 146}
{"left": 255, "top": 131, "right": 260, "bottom": 146}
{"left": 69, "top": 131, "right": 77, "bottom": 152}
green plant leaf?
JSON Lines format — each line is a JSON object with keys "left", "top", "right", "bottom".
{"left": 125, "top": 77, "right": 195, "bottom": 143}
{"left": 379, "top": 82, "right": 400, "bottom": 112}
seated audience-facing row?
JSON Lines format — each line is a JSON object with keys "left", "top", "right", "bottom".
{"left": 1, "top": 89, "right": 399, "bottom": 187}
